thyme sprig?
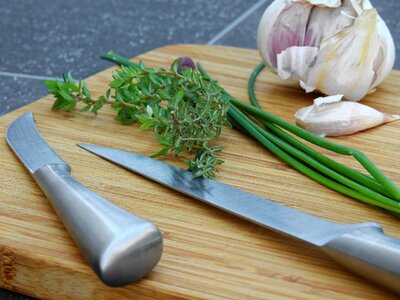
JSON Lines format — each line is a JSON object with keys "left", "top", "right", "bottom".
{"left": 44, "top": 59, "right": 231, "bottom": 178}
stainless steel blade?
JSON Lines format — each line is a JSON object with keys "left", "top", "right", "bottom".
{"left": 78, "top": 143, "right": 376, "bottom": 246}
{"left": 6, "top": 112, "right": 67, "bottom": 174}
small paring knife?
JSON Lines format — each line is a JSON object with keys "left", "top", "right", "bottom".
{"left": 5, "top": 113, "right": 163, "bottom": 287}
{"left": 78, "top": 143, "right": 400, "bottom": 295}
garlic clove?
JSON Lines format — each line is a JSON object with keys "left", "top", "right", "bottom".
{"left": 275, "top": 1, "right": 361, "bottom": 83}
{"left": 302, "top": 0, "right": 359, "bottom": 47}
{"left": 257, "top": 1, "right": 313, "bottom": 69}
{"left": 277, "top": 46, "right": 319, "bottom": 80}
{"left": 258, "top": 0, "right": 359, "bottom": 71}
{"left": 295, "top": 95, "right": 400, "bottom": 136}
{"left": 303, "top": 9, "right": 380, "bottom": 101}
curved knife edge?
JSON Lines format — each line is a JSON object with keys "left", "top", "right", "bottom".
{"left": 6, "top": 112, "right": 68, "bottom": 174}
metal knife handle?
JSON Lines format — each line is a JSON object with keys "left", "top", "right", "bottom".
{"left": 32, "top": 164, "right": 163, "bottom": 287}
{"left": 323, "top": 225, "right": 400, "bottom": 294}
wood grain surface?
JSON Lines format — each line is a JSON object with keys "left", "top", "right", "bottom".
{"left": 0, "top": 45, "right": 399, "bottom": 299}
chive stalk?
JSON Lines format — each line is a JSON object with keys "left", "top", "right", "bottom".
{"left": 235, "top": 108, "right": 400, "bottom": 207}
{"left": 100, "top": 52, "right": 139, "bottom": 68}
{"left": 228, "top": 106, "right": 400, "bottom": 213}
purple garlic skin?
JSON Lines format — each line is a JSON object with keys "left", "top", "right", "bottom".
{"left": 177, "top": 56, "right": 196, "bottom": 74}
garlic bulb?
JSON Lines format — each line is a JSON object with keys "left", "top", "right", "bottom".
{"left": 257, "top": 0, "right": 395, "bottom": 101}
{"left": 295, "top": 95, "right": 400, "bottom": 136}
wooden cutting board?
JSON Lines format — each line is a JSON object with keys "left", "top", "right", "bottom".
{"left": 0, "top": 45, "right": 399, "bottom": 299}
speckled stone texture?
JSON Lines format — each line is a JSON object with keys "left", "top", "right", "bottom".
{"left": 0, "top": 0, "right": 399, "bottom": 298}
{"left": 0, "top": 0, "right": 257, "bottom": 77}
{"left": 0, "top": 77, "right": 48, "bottom": 115}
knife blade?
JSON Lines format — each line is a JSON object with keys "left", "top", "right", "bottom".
{"left": 78, "top": 143, "right": 400, "bottom": 294}
{"left": 5, "top": 113, "right": 163, "bottom": 287}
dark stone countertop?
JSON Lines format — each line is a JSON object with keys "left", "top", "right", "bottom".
{"left": 0, "top": 0, "right": 399, "bottom": 298}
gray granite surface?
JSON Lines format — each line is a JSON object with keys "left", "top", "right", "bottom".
{"left": 0, "top": 76, "right": 49, "bottom": 115}
{"left": 0, "top": 0, "right": 399, "bottom": 298}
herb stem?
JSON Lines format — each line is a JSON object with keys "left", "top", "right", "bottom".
{"left": 248, "top": 63, "right": 265, "bottom": 110}
{"left": 101, "top": 52, "right": 139, "bottom": 68}
{"left": 71, "top": 92, "right": 140, "bottom": 109}
{"left": 262, "top": 121, "right": 391, "bottom": 197}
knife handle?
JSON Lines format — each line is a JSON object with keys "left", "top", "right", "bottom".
{"left": 32, "top": 164, "right": 163, "bottom": 287}
{"left": 322, "top": 224, "right": 400, "bottom": 294}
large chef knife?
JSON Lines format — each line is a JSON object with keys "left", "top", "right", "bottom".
{"left": 78, "top": 143, "right": 400, "bottom": 294}
{"left": 5, "top": 113, "right": 163, "bottom": 287}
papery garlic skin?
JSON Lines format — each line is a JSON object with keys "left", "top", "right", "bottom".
{"left": 295, "top": 95, "right": 400, "bottom": 136}
{"left": 257, "top": 0, "right": 395, "bottom": 101}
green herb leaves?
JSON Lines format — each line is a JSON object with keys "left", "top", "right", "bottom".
{"left": 44, "top": 72, "right": 109, "bottom": 114}
{"left": 186, "top": 147, "right": 224, "bottom": 178}
{"left": 45, "top": 58, "right": 231, "bottom": 178}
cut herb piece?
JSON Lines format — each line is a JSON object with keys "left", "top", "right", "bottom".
{"left": 186, "top": 147, "right": 224, "bottom": 178}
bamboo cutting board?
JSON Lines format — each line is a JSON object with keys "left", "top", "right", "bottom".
{"left": 0, "top": 45, "right": 400, "bottom": 299}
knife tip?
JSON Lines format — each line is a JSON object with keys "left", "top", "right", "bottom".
{"left": 77, "top": 143, "right": 94, "bottom": 151}
{"left": 77, "top": 143, "right": 109, "bottom": 156}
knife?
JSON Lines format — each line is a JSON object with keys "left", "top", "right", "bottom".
{"left": 78, "top": 143, "right": 400, "bottom": 294}
{"left": 5, "top": 113, "right": 163, "bottom": 287}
